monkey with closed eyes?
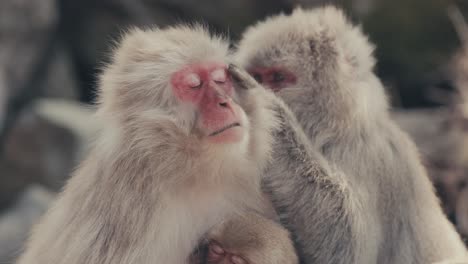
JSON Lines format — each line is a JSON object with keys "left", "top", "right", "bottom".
{"left": 15, "top": 26, "right": 299, "bottom": 264}
{"left": 235, "top": 6, "right": 468, "bottom": 264}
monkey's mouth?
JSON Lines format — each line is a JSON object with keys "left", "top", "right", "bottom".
{"left": 209, "top": 123, "right": 241, "bottom": 136}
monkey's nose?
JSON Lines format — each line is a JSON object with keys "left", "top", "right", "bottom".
{"left": 217, "top": 97, "right": 233, "bottom": 110}
{"left": 219, "top": 102, "right": 228, "bottom": 108}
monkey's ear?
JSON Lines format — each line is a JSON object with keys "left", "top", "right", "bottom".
{"left": 228, "top": 64, "right": 259, "bottom": 90}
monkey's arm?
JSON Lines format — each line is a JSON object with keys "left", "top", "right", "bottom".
{"left": 266, "top": 103, "right": 356, "bottom": 263}
{"left": 229, "top": 64, "right": 358, "bottom": 264}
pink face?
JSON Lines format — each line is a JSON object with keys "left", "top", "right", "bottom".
{"left": 248, "top": 66, "right": 297, "bottom": 92}
{"left": 171, "top": 62, "right": 244, "bottom": 144}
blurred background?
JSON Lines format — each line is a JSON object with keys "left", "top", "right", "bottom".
{"left": 1, "top": 0, "right": 468, "bottom": 262}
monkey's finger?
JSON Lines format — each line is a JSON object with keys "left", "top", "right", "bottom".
{"left": 230, "top": 255, "right": 247, "bottom": 264}
{"left": 228, "top": 64, "right": 259, "bottom": 90}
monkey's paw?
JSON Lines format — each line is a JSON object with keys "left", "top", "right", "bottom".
{"left": 206, "top": 241, "right": 248, "bottom": 264}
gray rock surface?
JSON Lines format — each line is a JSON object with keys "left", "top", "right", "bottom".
{"left": 40, "top": 45, "right": 79, "bottom": 100}
{"left": 0, "top": 0, "right": 58, "bottom": 99}
{"left": 0, "top": 105, "right": 78, "bottom": 206}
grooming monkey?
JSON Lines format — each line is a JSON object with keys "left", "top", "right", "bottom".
{"left": 16, "top": 26, "right": 298, "bottom": 264}
{"left": 235, "top": 6, "right": 468, "bottom": 264}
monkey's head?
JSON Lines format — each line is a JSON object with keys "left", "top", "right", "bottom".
{"left": 236, "top": 7, "right": 388, "bottom": 137}
{"left": 97, "top": 26, "right": 275, "bottom": 170}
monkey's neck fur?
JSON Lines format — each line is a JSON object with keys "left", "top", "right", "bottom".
{"left": 17, "top": 117, "right": 270, "bottom": 264}
{"left": 97, "top": 123, "right": 263, "bottom": 261}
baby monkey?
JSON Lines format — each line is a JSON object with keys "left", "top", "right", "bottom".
{"left": 16, "top": 26, "right": 297, "bottom": 264}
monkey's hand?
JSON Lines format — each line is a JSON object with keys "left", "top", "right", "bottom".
{"left": 228, "top": 63, "right": 291, "bottom": 118}
{"left": 228, "top": 63, "right": 330, "bottom": 180}
{"left": 228, "top": 64, "right": 291, "bottom": 126}
{"left": 228, "top": 64, "right": 261, "bottom": 90}
{"left": 204, "top": 212, "right": 298, "bottom": 264}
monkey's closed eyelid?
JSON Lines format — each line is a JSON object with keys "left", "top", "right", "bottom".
{"left": 186, "top": 73, "right": 202, "bottom": 88}
{"left": 191, "top": 81, "right": 203, "bottom": 89}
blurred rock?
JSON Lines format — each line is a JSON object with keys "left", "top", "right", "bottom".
{"left": 40, "top": 44, "right": 79, "bottom": 100}
{"left": 0, "top": 0, "right": 58, "bottom": 101}
{"left": 0, "top": 185, "right": 54, "bottom": 264}
{"left": 393, "top": 108, "right": 468, "bottom": 164}
{"left": 0, "top": 74, "right": 6, "bottom": 130}
{"left": 0, "top": 104, "right": 77, "bottom": 207}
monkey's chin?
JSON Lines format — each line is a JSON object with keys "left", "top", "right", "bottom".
{"left": 208, "top": 126, "right": 244, "bottom": 144}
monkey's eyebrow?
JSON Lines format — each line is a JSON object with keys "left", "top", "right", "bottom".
{"left": 211, "top": 68, "right": 226, "bottom": 82}
{"left": 228, "top": 64, "right": 258, "bottom": 89}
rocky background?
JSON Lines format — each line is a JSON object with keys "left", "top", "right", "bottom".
{"left": 0, "top": 0, "right": 467, "bottom": 262}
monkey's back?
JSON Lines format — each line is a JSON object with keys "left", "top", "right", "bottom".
{"left": 332, "top": 119, "right": 468, "bottom": 263}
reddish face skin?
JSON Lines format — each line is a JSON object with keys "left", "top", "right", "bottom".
{"left": 171, "top": 62, "right": 244, "bottom": 143}
{"left": 248, "top": 67, "right": 297, "bottom": 92}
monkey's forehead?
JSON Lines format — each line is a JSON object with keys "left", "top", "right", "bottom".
{"left": 114, "top": 25, "right": 231, "bottom": 70}
{"left": 235, "top": 14, "right": 317, "bottom": 66}
{"left": 236, "top": 6, "right": 375, "bottom": 73}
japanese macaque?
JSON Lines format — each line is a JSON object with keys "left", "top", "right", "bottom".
{"left": 15, "top": 26, "right": 297, "bottom": 264}
{"left": 235, "top": 6, "right": 468, "bottom": 264}
{"left": 202, "top": 210, "right": 297, "bottom": 264}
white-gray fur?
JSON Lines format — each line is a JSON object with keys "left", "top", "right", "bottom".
{"left": 16, "top": 26, "right": 282, "bottom": 264}
{"left": 236, "top": 6, "right": 468, "bottom": 264}
{"left": 227, "top": 64, "right": 345, "bottom": 264}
